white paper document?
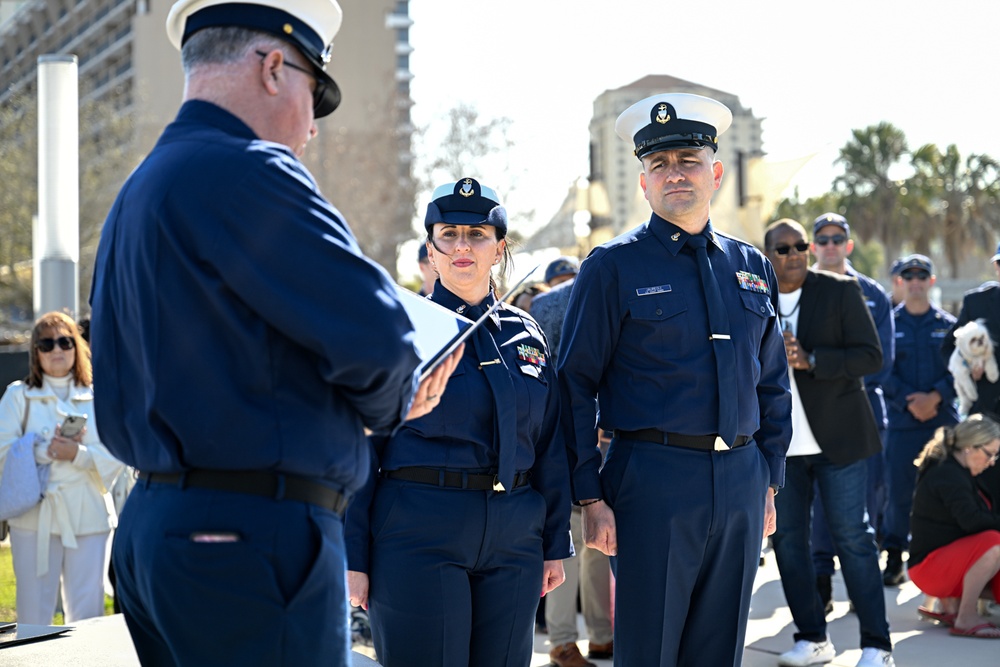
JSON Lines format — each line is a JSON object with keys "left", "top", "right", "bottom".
{"left": 395, "top": 266, "right": 539, "bottom": 380}
{"left": 395, "top": 287, "right": 471, "bottom": 375}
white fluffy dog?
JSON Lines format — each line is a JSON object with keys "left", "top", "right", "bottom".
{"left": 949, "top": 319, "right": 1000, "bottom": 415}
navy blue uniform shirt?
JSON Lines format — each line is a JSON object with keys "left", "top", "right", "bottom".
{"left": 846, "top": 266, "right": 895, "bottom": 430}
{"left": 90, "top": 101, "right": 422, "bottom": 494}
{"left": 558, "top": 215, "right": 792, "bottom": 501}
{"left": 345, "top": 283, "right": 573, "bottom": 567}
{"left": 884, "top": 304, "right": 958, "bottom": 430}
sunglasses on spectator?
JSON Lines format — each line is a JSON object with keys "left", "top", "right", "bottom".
{"left": 814, "top": 234, "right": 847, "bottom": 246}
{"left": 36, "top": 336, "right": 75, "bottom": 353}
{"left": 771, "top": 242, "right": 810, "bottom": 256}
{"left": 900, "top": 270, "right": 931, "bottom": 281}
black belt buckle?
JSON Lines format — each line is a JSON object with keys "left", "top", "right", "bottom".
{"left": 492, "top": 474, "right": 505, "bottom": 493}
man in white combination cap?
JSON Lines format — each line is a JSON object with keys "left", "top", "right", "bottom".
{"left": 89, "top": 0, "right": 461, "bottom": 665}
{"left": 557, "top": 92, "right": 791, "bottom": 665}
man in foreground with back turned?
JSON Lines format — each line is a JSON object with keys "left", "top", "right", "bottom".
{"left": 558, "top": 92, "right": 791, "bottom": 666}
{"left": 88, "top": 1, "right": 460, "bottom": 664}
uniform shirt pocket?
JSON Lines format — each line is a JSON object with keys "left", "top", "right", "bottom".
{"left": 628, "top": 292, "right": 688, "bottom": 321}
{"left": 626, "top": 292, "right": 690, "bottom": 360}
{"left": 739, "top": 291, "right": 775, "bottom": 352}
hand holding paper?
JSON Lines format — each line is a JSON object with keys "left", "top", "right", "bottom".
{"left": 405, "top": 343, "right": 464, "bottom": 421}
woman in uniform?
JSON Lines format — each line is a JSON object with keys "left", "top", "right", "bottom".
{"left": 345, "top": 178, "right": 571, "bottom": 666}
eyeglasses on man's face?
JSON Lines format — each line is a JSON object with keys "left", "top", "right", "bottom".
{"left": 771, "top": 241, "right": 810, "bottom": 256}
{"left": 255, "top": 50, "right": 326, "bottom": 112}
{"left": 814, "top": 234, "right": 847, "bottom": 247}
{"left": 900, "top": 270, "right": 930, "bottom": 282}
{"left": 36, "top": 336, "right": 75, "bottom": 353}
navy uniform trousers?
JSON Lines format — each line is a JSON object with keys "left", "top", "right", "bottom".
{"left": 113, "top": 483, "right": 350, "bottom": 667}
{"left": 882, "top": 427, "right": 942, "bottom": 552}
{"left": 368, "top": 479, "right": 546, "bottom": 667}
{"left": 601, "top": 436, "right": 769, "bottom": 667}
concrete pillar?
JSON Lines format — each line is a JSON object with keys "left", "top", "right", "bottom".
{"left": 35, "top": 54, "right": 79, "bottom": 318}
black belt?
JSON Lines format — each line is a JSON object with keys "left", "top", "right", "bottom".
{"left": 381, "top": 467, "right": 530, "bottom": 492}
{"left": 613, "top": 429, "right": 750, "bottom": 451}
{"left": 138, "top": 470, "right": 350, "bottom": 516}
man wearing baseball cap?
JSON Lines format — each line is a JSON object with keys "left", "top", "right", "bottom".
{"left": 89, "top": 1, "right": 461, "bottom": 664}
{"left": 808, "top": 212, "right": 894, "bottom": 616}
{"left": 882, "top": 255, "right": 958, "bottom": 587}
{"left": 558, "top": 93, "right": 791, "bottom": 666}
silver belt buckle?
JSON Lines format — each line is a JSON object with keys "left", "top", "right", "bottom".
{"left": 492, "top": 475, "right": 506, "bottom": 493}
{"left": 714, "top": 436, "right": 730, "bottom": 451}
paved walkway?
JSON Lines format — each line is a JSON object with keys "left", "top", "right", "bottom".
{"left": 528, "top": 545, "right": 999, "bottom": 666}
{"left": 4, "top": 543, "right": 997, "bottom": 665}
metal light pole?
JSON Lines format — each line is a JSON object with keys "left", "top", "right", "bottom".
{"left": 35, "top": 54, "right": 79, "bottom": 318}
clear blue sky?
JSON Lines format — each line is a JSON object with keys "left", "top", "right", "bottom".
{"left": 406, "top": 0, "right": 1000, "bottom": 234}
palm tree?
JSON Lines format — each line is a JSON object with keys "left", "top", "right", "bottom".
{"left": 906, "top": 145, "right": 1000, "bottom": 278}
{"left": 833, "top": 123, "right": 908, "bottom": 271}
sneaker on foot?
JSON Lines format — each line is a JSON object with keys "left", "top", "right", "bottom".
{"left": 778, "top": 638, "right": 836, "bottom": 666}
{"left": 856, "top": 647, "right": 894, "bottom": 667}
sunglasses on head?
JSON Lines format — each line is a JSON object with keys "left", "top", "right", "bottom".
{"left": 36, "top": 336, "right": 75, "bottom": 353}
{"left": 900, "top": 270, "right": 930, "bottom": 281}
{"left": 771, "top": 242, "right": 810, "bottom": 256}
{"left": 815, "top": 234, "right": 847, "bottom": 247}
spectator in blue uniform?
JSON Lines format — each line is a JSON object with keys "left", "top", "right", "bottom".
{"left": 882, "top": 254, "right": 958, "bottom": 586}
{"left": 88, "top": 1, "right": 460, "bottom": 665}
{"left": 345, "top": 178, "right": 572, "bottom": 667}
{"left": 809, "top": 212, "right": 895, "bottom": 613}
{"left": 942, "top": 242, "right": 1000, "bottom": 420}
{"left": 558, "top": 93, "right": 791, "bottom": 667}
{"left": 941, "top": 243, "right": 1000, "bottom": 549}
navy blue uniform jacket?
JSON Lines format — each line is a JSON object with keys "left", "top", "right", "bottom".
{"left": 884, "top": 304, "right": 958, "bottom": 431}
{"left": 558, "top": 216, "right": 792, "bottom": 501}
{"left": 89, "top": 101, "right": 422, "bottom": 494}
{"left": 847, "top": 266, "right": 894, "bottom": 431}
{"left": 345, "top": 284, "right": 573, "bottom": 568}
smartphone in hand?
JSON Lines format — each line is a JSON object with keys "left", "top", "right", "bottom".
{"left": 60, "top": 414, "right": 87, "bottom": 438}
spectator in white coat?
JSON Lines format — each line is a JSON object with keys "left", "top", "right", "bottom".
{"left": 0, "top": 311, "right": 123, "bottom": 624}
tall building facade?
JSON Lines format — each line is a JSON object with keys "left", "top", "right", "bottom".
{"left": 590, "top": 75, "right": 764, "bottom": 240}
{"left": 0, "top": 0, "right": 414, "bottom": 276}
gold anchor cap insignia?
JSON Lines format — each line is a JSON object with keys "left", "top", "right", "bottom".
{"left": 655, "top": 103, "right": 671, "bottom": 124}
{"left": 459, "top": 178, "right": 474, "bottom": 198}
